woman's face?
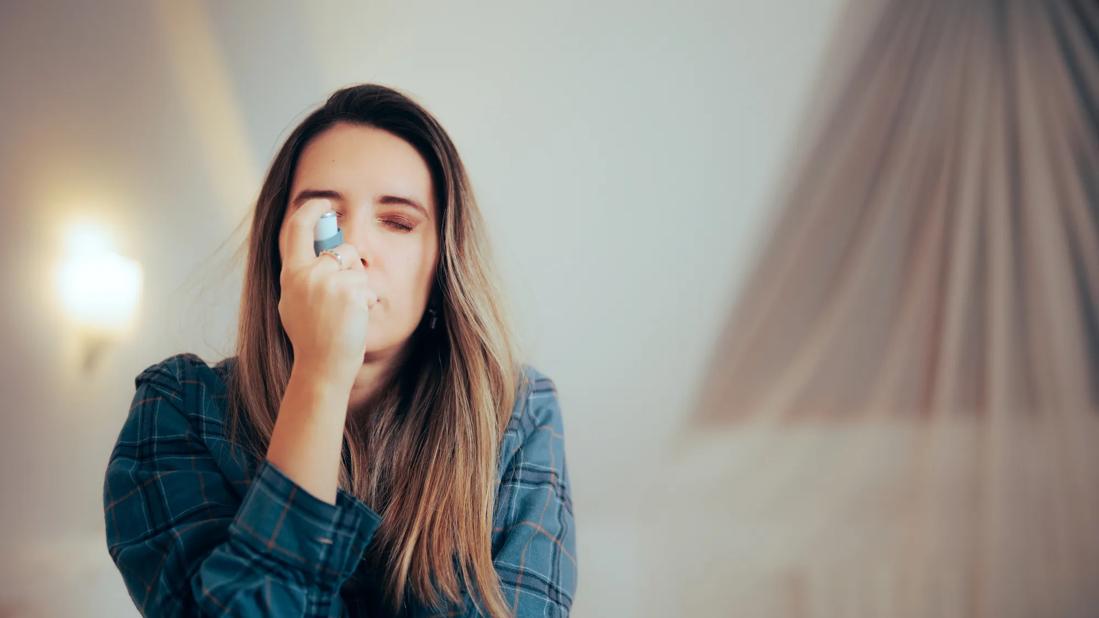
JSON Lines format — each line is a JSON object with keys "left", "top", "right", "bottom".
{"left": 283, "top": 121, "right": 439, "bottom": 356}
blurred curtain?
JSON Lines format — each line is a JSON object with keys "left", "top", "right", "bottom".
{"left": 697, "top": 0, "right": 1098, "bottom": 421}
{"left": 657, "top": 1, "right": 1099, "bottom": 616}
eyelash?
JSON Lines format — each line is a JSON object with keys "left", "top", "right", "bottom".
{"left": 384, "top": 219, "right": 414, "bottom": 232}
{"left": 334, "top": 213, "right": 414, "bottom": 232}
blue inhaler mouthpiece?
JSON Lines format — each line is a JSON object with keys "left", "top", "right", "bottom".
{"left": 313, "top": 211, "right": 343, "bottom": 256}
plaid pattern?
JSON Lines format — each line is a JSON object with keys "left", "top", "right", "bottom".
{"left": 103, "top": 353, "right": 577, "bottom": 617}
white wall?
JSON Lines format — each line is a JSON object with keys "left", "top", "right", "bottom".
{"left": 0, "top": 1, "right": 847, "bottom": 615}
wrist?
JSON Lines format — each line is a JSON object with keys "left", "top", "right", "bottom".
{"left": 291, "top": 356, "right": 356, "bottom": 391}
{"left": 287, "top": 361, "right": 354, "bottom": 412}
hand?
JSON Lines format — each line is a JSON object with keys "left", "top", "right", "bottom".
{"left": 277, "top": 198, "right": 380, "bottom": 388}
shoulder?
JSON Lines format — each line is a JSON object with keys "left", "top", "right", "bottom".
{"left": 497, "top": 364, "right": 567, "bottom": 473}
{"left": 125, "top": 352, "right": 238, "bottom": 447}
{"left": 507, "top": 363, "right": 563, "bottom": 434}
{"left": 114, "top": 352, "right": 257, "bottom": 487}
{"left": 134, "top": 351, "right": 234, "bottom": 393}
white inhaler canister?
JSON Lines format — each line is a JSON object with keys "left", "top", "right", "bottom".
{"left": 313, "top": 211, "right": 343, "bottom": 256}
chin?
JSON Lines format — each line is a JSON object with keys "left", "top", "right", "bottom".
{"left": 362, "top": 333, "right": 409, "bottom": 360}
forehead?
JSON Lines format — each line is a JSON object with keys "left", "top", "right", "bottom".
{"left": 292, "top": 122, "right": 435, "bottom": 212}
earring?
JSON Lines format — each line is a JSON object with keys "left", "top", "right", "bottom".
{"left": 427, "top": 306, "right": 439, "bottom": 330}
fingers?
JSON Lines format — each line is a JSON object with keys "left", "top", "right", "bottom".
{"left": 331, "top": 269, "right": 381, "bottom": 311}
{"left": 281, "top": 198, "right": 339, "bottom": 270}
{"left": 316, "top": 243, "right": 378, "bottom": 310}
{"left": 314, "top": 242, "right": 365, "bottom": 273}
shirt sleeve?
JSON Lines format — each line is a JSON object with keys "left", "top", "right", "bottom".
{"left": 102, "top": 359, "right": 382, "bottom": 617}
{"left": 488, "top": 382, "right": 578, "bottom": 617}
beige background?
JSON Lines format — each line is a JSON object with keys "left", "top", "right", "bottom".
{"left": 0, "top": 1, "right": 847, "bottom": 616}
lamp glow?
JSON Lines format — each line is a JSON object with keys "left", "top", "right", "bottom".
{"left": 54, "top": 221, "right": 143, "bottom": 372}
{"left": 57, "top": 250, "right": 142, "bottom": 334}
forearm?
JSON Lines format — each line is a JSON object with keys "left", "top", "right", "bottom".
{"left": 266, "top": 363, "right": 352, "bottom": 505}
{"left": 107, "top": 356, "right": 383, "bottom": 617}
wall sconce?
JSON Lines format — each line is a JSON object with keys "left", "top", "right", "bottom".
{"left": 55, "top": 223, "right": 143, "bottom": 373}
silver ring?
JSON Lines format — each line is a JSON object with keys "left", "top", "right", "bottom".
{"left": 319, "top": 249, "right": 343, "bottom": 268}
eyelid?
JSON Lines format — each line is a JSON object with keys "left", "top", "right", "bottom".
{"left": 376, "top": 215, "right": 414, "bottom": 230}
{"left": 332, "top": 210, "right": 416, "bottom": 230}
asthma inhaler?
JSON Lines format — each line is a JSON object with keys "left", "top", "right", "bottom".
{"left": 313, "top": 211, "right": 343, "bottom": 256}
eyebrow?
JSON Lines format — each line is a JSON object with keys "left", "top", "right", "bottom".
{"left": 290, "top": 189, "right": 430, "bottom": 219}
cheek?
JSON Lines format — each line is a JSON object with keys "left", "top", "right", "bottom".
{"left": 370, "top": 238, "right": 436, "bottom": 317}
{"left": 398, "top": 251, "right": 435, "bottom": 301}
{"left": 421, "top": 234, "right": 439, "bottom": 284}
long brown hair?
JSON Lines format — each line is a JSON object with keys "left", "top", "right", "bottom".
{"left": 227, "top": 84, "right": 526, "bottom": 617}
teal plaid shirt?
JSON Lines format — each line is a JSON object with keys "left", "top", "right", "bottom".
{"left": 102, "top": 354, "right": 577, "bottom": 617}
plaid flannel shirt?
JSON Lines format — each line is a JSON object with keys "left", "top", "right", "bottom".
{"left": 102, "top": 353, "right": 577, "bottom": 617}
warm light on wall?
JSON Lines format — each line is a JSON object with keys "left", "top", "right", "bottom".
{"left": 55, "top": 221, "right": 143, "bottom": 372}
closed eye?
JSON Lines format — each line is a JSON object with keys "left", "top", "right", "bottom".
{"left": 333, "top": 212, "right": 415, "bottom": 232}
{"left": 382, "top": 218, "right": 414, "bottom": 232}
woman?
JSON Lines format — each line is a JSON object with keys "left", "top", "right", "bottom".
{"left": 102, "top": 84, "right": 577, "bottom": 617}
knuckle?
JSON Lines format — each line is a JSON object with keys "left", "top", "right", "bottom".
{"left": 338, "top": 244, "right": 359, "bottom": 261}
{"left": 322, "top": 274, "right": 343, "bottom": 295}
{"left": 338, "top": 278, "right": 357, "bottom": 298}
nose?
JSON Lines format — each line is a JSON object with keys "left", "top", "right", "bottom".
{"left": 341, "top": 209, "right": 375, "bottom": 269}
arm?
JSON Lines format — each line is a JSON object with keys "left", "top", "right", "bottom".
{"left": 266, "top": 361, "right": 354, "bottom": 506}
{"left": 103, "top": 360, "right": 380, "bottom": 617}
{"left": 489, "top": 384, "right": 578, "bottom": 617}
